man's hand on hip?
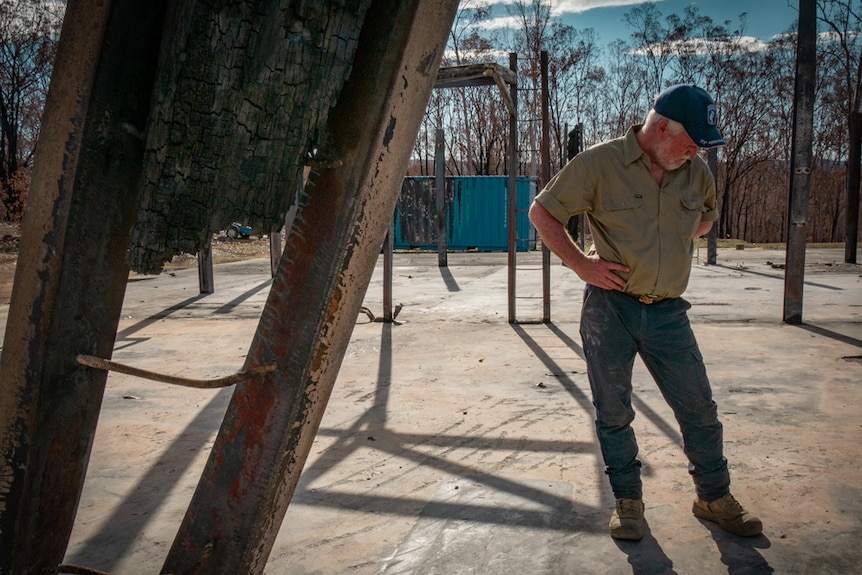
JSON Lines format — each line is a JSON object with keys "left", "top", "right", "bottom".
{"left": 574, "top": 255, "right": 629, "bottom": 291}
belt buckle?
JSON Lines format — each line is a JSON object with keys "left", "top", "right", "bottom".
{"left": 638, "top": 294, "right": 656, "bottom": 304}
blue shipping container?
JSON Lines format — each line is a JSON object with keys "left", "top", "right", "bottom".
{"left": 394, "top": 176, "right": 537, "bottom": 251}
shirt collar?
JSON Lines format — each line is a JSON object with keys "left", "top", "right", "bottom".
{"left": 622, "top": 124, "right": 646, "bottom": 166}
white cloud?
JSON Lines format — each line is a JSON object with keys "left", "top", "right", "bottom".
{"left": 477, "top": 0, "right": 654, "bottom": 30}
{"left": 491, "top": 0, "right": 653, "bottom": 17}
{"left": 475, "top": 15, "right": 521, "bottom": 30}
{"left": 549, "top": 0, "right": 653, "bottom": 16}
{"left": 629, "top": 35, "right": 771, "bottom": 56}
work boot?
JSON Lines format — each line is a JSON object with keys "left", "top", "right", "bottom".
{"left": 692, "top": 493, "right": 762, "bottom": 536}
{"left": 609, "top": 498, "right": 644, "bottom": 540}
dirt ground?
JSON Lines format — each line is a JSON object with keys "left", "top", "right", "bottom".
{"left": 0, "top": 221, "right": 274, "bottom": 306}
{"left": 1, "top": 218, "right": 859, "bottom": 316}
{"left": 1, "top": 219, "right": 858, "bottom": 308}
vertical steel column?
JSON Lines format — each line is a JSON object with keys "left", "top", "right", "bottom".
{"left": 707, "top": 148, "right": 718, "bottom": 265}
{"left": 846, "top": 111, "right": 861, "bottom": 264}
{"left": 540, "top": 51, "right": 551, "bottom": 323}
{"left": 0, "top": 1, "right": 167, "bottom": 571}
{"left": 198, "top": 239, "right": 215, "bottom": 294}
{"left": 783, "top": 0, "right": 817, "bottom": 324}
{"left": 507, "top": 52, "right": 518, "bottom": 323}
{"left": 435, "top": 127, "right": 448, "bottom": 267}
{"left": 383, "top": 225, "right": 394, "bottom": 322}
{"left": 270, "top": 231, "right": 283, "bottom": 277}
{"left": 160, "top": 1, "right": 459, "bottom": 573}
{"left": 576, "top": 125, "right": 586, "bottom": 251}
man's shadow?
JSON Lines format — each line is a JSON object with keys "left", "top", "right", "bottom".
{"left": 613, "top": 520, "right": 678, "bottom": 575}
{"left": 697, "top": 519, "right": 774, "bottom": 574}
{"left": 613, "top": 519, "right": 773, "bottom": 575}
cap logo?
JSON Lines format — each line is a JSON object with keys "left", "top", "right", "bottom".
{"left": 707, "top": 104, "right": 717, "bottom": 126}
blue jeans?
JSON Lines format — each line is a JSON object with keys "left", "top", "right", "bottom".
{"left": 579, "top": 285, "right": 730, "bottom": 501}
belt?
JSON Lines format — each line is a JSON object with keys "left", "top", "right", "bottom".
{"left": 631, "top": 293, "right": 666, "bottom": 304}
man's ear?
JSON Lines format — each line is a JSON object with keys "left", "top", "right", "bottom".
{"left": 656, "top": 118, "right": 670, "bottom": 136}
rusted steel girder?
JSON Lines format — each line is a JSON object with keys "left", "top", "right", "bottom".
{"left": 783, "top": 0, "right": 816, "bottom": 324}
{"left": 159, "top": 1, "right": 459, "bottom": 573}
{"left": 0, "top": 1, "right": 167, "bottom": 572}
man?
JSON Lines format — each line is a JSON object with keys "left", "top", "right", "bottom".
{"left": 529, "top": 84, "right": 761, "bottom": 541}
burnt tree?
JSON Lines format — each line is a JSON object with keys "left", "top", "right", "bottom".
{"left": 129, "top": 1, "right": 373, "bottom": 273}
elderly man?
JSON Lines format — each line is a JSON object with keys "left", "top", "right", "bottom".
{"left": 529, "top": 84, "right": 761, "bottom": 541}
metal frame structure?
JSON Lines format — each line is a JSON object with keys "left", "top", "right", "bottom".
{"left": 377, "top": 59, "right": 521, "bottom": 323}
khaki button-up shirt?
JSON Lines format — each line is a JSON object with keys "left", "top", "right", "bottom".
{"left": 535, "top": 125, "right": 718, "bottom": 299}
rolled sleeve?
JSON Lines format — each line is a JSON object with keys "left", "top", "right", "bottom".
{"left": 534, "top": 191, "right": 573, "bottom": 225}
{"left": 700, "top": 169, "right": 719, "bottom": 222}
{"left": 534, "top": 155, "right": 594, "bottom": 225}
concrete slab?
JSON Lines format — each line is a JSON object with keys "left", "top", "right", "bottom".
{"left": 2, "top": 247, "right": 861, "bottom": 574}
{"left": 380, "top": 477, "right": 575, "bottom": 574}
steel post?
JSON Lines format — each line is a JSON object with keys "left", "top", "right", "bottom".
{"left": 507, "top": 53, "right": 518, "bottom": 323}
{"left": 707, "top": 148, "right": 718, "bottom": 265}
{"left": 0, "top": 1, "right": 167, "bottom": 571}
{"left": 540, "top": 51, "right": 551, "bottom": 322}
{"left": 845, "top": 112, "right": 861, "bottom": 264}
{"left": 783, "top": 0, "right": 817, "bottom": 324}
{"left": 435, "top": 127, "right": 447, "bottom": 267}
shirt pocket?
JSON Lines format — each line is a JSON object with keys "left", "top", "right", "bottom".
{"left": 600, "top": 193, "right": 645, "bottom": 241}
{"left": 604, "top": 193, "right": 644, "bottom": 211}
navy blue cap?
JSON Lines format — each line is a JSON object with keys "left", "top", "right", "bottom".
{"left": 653, "top": 84, "right": 725, "bottom": 148}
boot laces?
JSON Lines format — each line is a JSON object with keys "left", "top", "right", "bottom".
{"left": 618, "top": 498, "right": 641, "bottom": 515}
{"left": 722, "top": 494, "right": 743, "bottom": 513}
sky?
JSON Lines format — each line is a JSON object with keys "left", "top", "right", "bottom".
{"left": 485, "top": 0, "right": 801, "bottom": 45}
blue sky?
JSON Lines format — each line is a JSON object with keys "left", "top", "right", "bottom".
{"left": 485, "top": 0, "right": 800, "bottom": 45}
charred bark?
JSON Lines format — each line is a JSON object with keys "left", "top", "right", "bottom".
{"left": 129, "top": 0, "right": 372, "bottom": 274}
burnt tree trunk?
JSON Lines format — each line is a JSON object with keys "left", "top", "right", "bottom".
{"left": 129, "top": 0, "right": 372, "bottom": 274}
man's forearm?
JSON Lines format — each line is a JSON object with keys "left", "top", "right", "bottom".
{"left": 529, "top": 200, "right": 630, "bottom": 290}
{"left": 695, "top": 220, "right": 713, "bottom": 238}
{"left": 528, "top": 202, "right": 588, "bottom": 270}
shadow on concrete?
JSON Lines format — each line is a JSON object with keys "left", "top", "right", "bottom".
{"left": 214, "top": 279, "right": 272, "bottom": 314}
{"left": 696, "top": 519, "right": 774, "bottom": 574}
{"left": 298, "top": 321, "right": 602, "bottom": 530}
{"left": 438, "top": 266, "right": 461, "bottom": 292}
{"left": 70, "top": 297, "right": 782, "bottom": 571}
{"left": 795, "top": 322, "right": 862, "bottom": 349}
{"left": 115, "top": 294, "right": 208, "bottom": 341}
{"left": 66, "top": 388, "right": 232, "bottom": 571}
{"left": 513, "top": 322, "right": 684, "bottom": 449}
{"left": 614, "top": 522, "right": 679, "bottom": 575}
{"left": 510, "top": 323, "right": 590, "bottom": 411}
{"left": 712, "top": 264, "right": 843, "bottom": 291}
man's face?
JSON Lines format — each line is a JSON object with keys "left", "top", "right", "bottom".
{"left": 655, "top": 123, "right": 700, "bottom": 171}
